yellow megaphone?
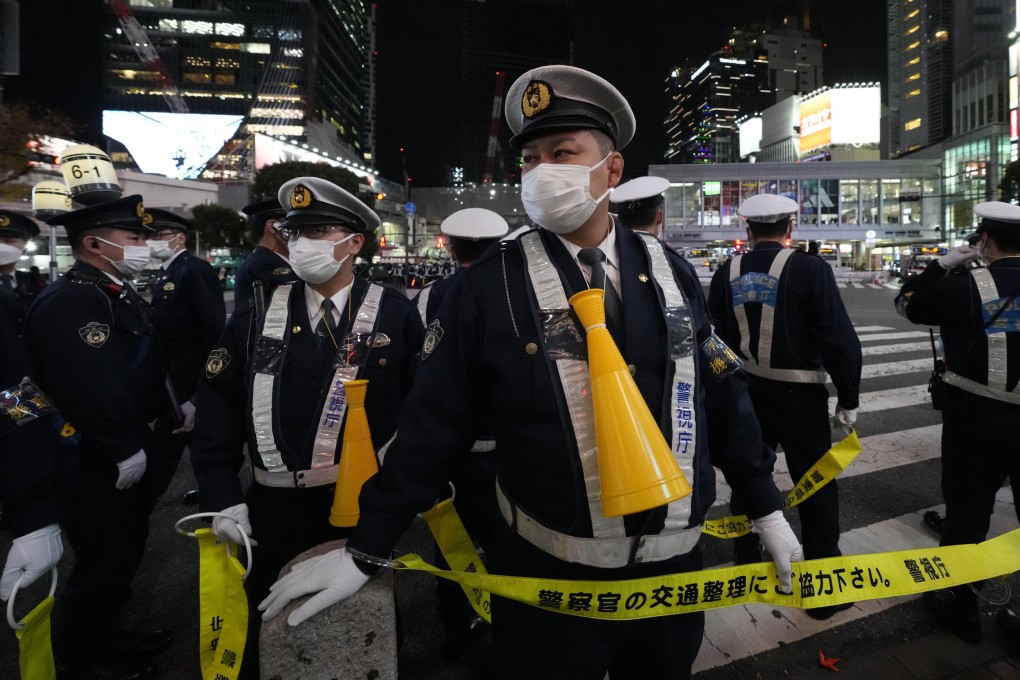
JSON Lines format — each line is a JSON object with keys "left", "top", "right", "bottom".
{"left": 569, "top": 288, "right": 692, "bottom": 517}
{"left": 329, "top": 379, "right": 378, "bottom": 527}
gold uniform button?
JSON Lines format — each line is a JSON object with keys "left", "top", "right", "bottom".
{"left": 378, "top": 358, "right": 387, "bottom": 366}
{"left": 292, "top": 325, "right": 302, "bottom": 333}
{"left": 525, "top": 342, "right": 538, "bottom": 355}
{"left": 628, "top": 364, "right": 636, "bottom": 376}
{"left": 638, "top": 273, "right": 650, "bottom": 283}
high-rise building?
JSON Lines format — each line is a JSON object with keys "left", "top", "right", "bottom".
{"left": 664, "top": 19, "right": 822, "bottom": 164}
{"left": 459, "top": 0, "right": 572, "bottom": 185}
{"left": 102, "top": 0, "right": 377, "bottom": 179}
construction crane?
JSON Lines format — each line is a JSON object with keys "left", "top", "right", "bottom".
{"left": 482, "top": 70, "right": 506, "bottom": 185}
{"left": 109, "top": 0, "right": 189, "bottom": 114}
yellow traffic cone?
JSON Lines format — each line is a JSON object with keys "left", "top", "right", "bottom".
{"left": 329, "top": 379, "right": 378, "bottom": 527}
{"left": 569, "top": 289, "right": 692, "bottom": 517}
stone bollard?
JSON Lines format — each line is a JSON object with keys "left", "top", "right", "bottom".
{"left": 260, "top": 539, "right": 398, "bottom": 679}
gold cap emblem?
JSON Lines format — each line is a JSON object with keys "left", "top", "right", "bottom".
{"left": 0, "top": 216, "right": 9, "bottom": 227}
{"left": 143, "top": 212, "right": 153, "bottom": 226}
{"left": 135, "top": 201, "right": 145, "bottom": 218}
{"left": 290, "top": 184, "right": 312, "bottom": 209}
{"left": 522, "top": 81, "right": 552, "bottom": 119}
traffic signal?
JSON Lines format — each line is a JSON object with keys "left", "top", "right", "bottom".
{"left": 735, "top": 239, "right": 743, "bottom": 250}
{"left": 379, "top": 236, "right": 386, "bottom": 247}
{"left": 436, "top": 236, "right": 444, "bottom": 248}
{"left": 375, "top": 192, "right": 385, "bottom": 201}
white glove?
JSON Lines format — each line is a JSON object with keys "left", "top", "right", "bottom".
{"left": 939, "top": 244, "right": 978, "bottom": 270}
{"left": 172, "top": 400, "right": 197, "bottom": 434}
{"left": 1, "top": 524, "right": 63, "bottom": 600}
{"left": 750, "top": 510, "right": 803, "bottom": 595}
{"left": 115, "top": 450, "right": 147, "bottom": 490}
{"left": 212, "top": 503, "right": 257, "bottom": 546}
{"left": 833, "top": 405, "right": 857, "bottom": 428}
{"left": 259, "top": 547, "right": 370, "bottom": 626}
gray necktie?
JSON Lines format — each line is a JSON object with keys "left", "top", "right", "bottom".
{"left": 577, "top": 248, "right": 621, "bottom": 332}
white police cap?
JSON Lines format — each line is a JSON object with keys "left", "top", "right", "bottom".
{"left": 278, "top": 177, "right": 380, "bottom": 234}
{"left": 974, "top": 201, "right": 1020, "bottom": 227}
{"left": 610, "top": 176, "right": 669, "bottom": 205}
{"left": 505, "top": 65, "right": 636, "bottom": 151}
{"left": 737, "top": 194, "right": 799, "bottom": 224}
{"left": 440, "top": 208, "right": 509, "bottom": 241}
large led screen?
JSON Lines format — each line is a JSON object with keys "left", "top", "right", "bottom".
{"left": 103, "top": 110, "right": 244, "bottom": 180}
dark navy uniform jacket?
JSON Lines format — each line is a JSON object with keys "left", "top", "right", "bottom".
{"left": 0, "top": 294, "right": 74, "bottom": 536}
{"left": 708, "top": 242, "right": 862, "bottom": 409}
{"left": 349, "top": 226, "right": 782, "bottom": 564}
{"left": 232, "top": 246, "right": 296, "bottom": 309}
{"left": 191, "top": 277, "right": 424, "bottom": 510}
{"left": 149, "top": 250, "right": 226, "bottom": 401}
{"left": 899, "top": 259, "right": 1020, "bottom": 389}
{"left": 0, "top": 270, "right": 43, "bottom": 323}
{"left": 23, "top": 262, "right": 165, "bottom": 465}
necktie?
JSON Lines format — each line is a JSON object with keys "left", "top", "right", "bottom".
{"left": 577, "top": 248, "right": 622, "bottom": 333}
{"left": 0, "top": 274, "right": 14, "bottom": 297}
{"left": 317, "top": 299, "right": 338, "bottom": 340}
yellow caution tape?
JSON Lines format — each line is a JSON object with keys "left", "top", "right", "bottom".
{"left": 390, "top": 528, "right": 1020, "bottom": 620}
{"left": 703, "top": 429, "right": 862, "bottom": 539}
{"left": 422, "top": 499, "right": 492, "bottom": 623}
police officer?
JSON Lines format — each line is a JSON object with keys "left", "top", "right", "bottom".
{"left": 190, "top": 177, "right": 424, "bottom": 679}
{"left": 0, "top": 211, "right": 45, "bottom": 320}
{"left": 610, "top": 175, "right": 669, "bottom": 238}
{"left": 261, "top": 65, "right": 801, "bottom": 680}
{"left": 896, "top": 201, "right": 1020, "bottom": 644}
{"left": 414, "top": 207, "right": 507, "bottom": 658}
{"left": 143, "top": 208, "right": 225, "bottom": 501}
{"left": 707, "top": 193, "right": 862, "bottom": 621}
{"left": 233, "top": 198, "right": 296, "bottom": 308}
{"left": 25, "top": 195, "right": 170, "bottom": 679}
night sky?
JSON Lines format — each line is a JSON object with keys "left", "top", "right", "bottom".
{"left": 7, "top": 0, "right": 888, "bottom": 189}
{"left": 374, "top": 0, "right": 889, "bottom": 186}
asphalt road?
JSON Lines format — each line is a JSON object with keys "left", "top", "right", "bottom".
{"left": 2, "top": 283, "right": 1017, "bottom": 678}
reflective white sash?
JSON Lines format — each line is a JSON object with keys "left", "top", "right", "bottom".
{"left": 416, "top": 284, "right": 432, "bottom": 326}
{"left": 509, "top": 229, "right": 701, "bottom": 567}
{"left": 730, "top": 249, "right": 826, "bottom": 383}
{"left": 251, "top": 283, "right": 384, "bottom": 473}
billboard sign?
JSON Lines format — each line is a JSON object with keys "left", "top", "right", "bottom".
{"left": 799, "top": 86, "right": 881, "bottom": 154}
{"left": 738, "top": 117, "right": 762, "bottom": 158}
{"left": 252, "top": 133, "right": 377, "bottom": 184}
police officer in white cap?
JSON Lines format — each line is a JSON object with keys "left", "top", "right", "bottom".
{"left": 260, "top": 66, "right": 801, "bottom": 679}
{"left": 896, "top": 201, "right": 1020, "bottom": 643}
{"left": 189, "top": 177, "right": 424, "bottom": 679}
{"left": 610, "top": 175, "right": 670, "bottom": 238}
{"left": 708, "top": 193, "right": 862, "bottom": 620}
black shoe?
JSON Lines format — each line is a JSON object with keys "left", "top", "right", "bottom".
{"left": 997, "top": 605, "right": 1020, "bottom": 643}
{"left": 923, "top": 589, "right": 981, "bottom": 643}
{"left": 923, "top": 510, "right": 944, "bottom": 535}
{"left": 733, "top": 533, "right": 764, "bottom": 565}
{"left": 806, "top": 601, "right": 854, "bottom": 620}
{"left": 182, "top": 489, "right": 200, "bottom": 505}
{"left": 114, "top": 629, "right": 176, "bottom": 658}
{"left": 440, "top": 615, "right": 488, "bottom": 662}
{"left": 59, "top": 656, "right": 158, "bottom": 680}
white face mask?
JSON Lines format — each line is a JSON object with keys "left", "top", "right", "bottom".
{"left": 95, "top": 237, "right": 151, "bottom": 277}
{"left": 520, "top": 154, "right": 612, "bottom": 234}
{"left": 0, "top": 242, "right": 23, "bottom": 266}
{"left": 289, "top": 234, "right": 354, "bottom": 284}
{"left": 146, "top": 235, "right": 180, "bottom": 261}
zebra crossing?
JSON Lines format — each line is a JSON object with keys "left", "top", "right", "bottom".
{"left": 836, "top": 282, "right": 903, "bottom": 290}
{"left": 695, "top": 323, "right": 1018, "bottom": 674}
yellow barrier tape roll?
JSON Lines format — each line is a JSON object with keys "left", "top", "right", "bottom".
{"left": 390, "top": 528, "right": 1020, "bottom": 620}
{"left": 422, "top": 498, "right": 492, "bottom": 623}
{"left": 704, "top": 429, "right": 862, "bottom": 539}
{"left": 196, "top": 528, "right": 248, "bottom": 680}
{"left": 15, "top": 596, "right": 56, "bottom": 680}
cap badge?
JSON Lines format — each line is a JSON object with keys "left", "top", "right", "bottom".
{"left": 290, "top": 184, "right": 312, "bottom": 209}
{"left": 135, "top": 202, "right": 145, "bottom": 218}
{"left": 421, "top": 319, "right": 444, "bottom": 361}
{"left": 143, "top": 213, "right": 154, "bottom": 226}
{"left": 522, "top": 80, "right": 552, "bottom": 119}
{"left": 79, "top": 322, "right": 110, "bottom": 348}
{"left": 0, "top": 216, "right": 9, "bottom": 227}
{"left": 205, "top": 347, "right": 231, "bottom": 378}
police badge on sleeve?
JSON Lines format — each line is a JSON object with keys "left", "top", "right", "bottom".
{"left": 421, "top": 319, "right": 444, "bottom": 361}
{"left": 78, "top": 322, "right": 110, "bottom": 348}
{"left": 205, "top": 347, "right": 231, "bottom": 378}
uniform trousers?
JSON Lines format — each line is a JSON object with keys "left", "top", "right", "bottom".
{"left": 52, "top": 450, "right": 152, "bottom": 669}
{"left": 238, "top": 482, "right": 352, "bottom": 680}
{"left": 743, "top": 377, "right": 840, "bottom": 560}
{"left": 146, "top": 412, "right": 189, "bottom": 504}
{"left": 939, "top": 385, "right": 1020, "bottom": 548}
{"left": 487, "top": 519, "right": 705, "bottom": 680}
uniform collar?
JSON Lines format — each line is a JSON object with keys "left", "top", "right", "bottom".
{"left": 554, "top": 221, "right": 620, "bottom": 272}
{"left": 304, "top": 280, "right": 353, "bottom": 325}
{"left": 163, "top": 248, "right": 186, "bottom": 268}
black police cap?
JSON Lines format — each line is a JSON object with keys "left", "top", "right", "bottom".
{"left": 145, "top": 208, "right": 192, "bottom": 232}
{"left": 241, "top": 198, "right": 286, "bottom": 228}
{"left": 44, "top": 194, "right": 152, "bottom": 236}
{"left": 0, "top": 211, "right": 41, "bottom": 240}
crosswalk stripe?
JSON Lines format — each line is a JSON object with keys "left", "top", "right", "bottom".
{"left": 694, "top": 493, "right": 1018, "bottom": 673}
{"left": 855, "top": 331, "right": 930, "bottom": 342}
{"left": 852, "top": 326, "right": 894, "bottom": 332}
{"left": 858, "top": 358, "right": 931, "bottom": 380}
{"left": 884, "top": 283, "right": 901, "bottom": 290}
{"left": 862, "top": 341, "right": 929, "bottom": 356}
{"left": 827, "top": 385, "right": 930, "bottom": 413}
{"left": 866, "top": 283, "right": 883, "bottom": 289}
